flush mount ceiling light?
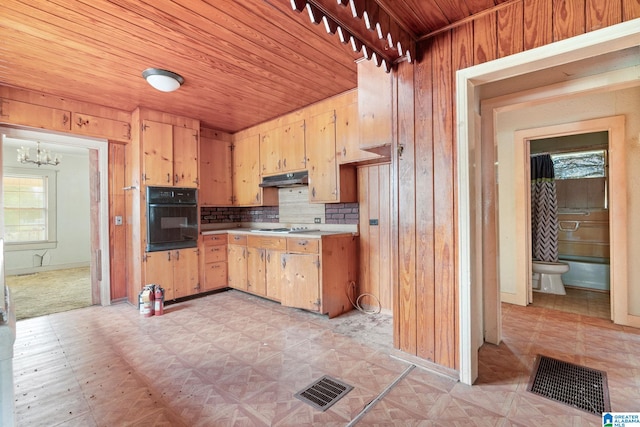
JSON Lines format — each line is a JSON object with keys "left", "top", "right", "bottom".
{"left": 142, "top": 68, "right": 184, "bottom": 92}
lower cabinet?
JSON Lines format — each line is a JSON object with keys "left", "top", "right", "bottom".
{"left": 200, "top": 234, "right": 228, "bottom": 292}
{"left": 227, "top": 234, "right": 248, "bottom": 291}
{"left": 227, "top": 232, "right": 357, "bottom": 318}
{"left": 246, "top": 236, "right": 287, "bottom": 299}
{"left": 144, "top": 248, "right": 199, "bottom": 300}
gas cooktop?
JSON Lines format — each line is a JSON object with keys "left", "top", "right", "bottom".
{"left": 250, "top": 227, "right": 319, "bottom": 234}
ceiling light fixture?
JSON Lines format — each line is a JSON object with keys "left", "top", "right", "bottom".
{"left": 17, "top": 141, "right": 61, "bottom": 167}
{"left": 142, "top": 68, "right": 184, "bottom": 92}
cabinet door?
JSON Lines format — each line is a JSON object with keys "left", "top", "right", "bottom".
{"left": 144, "top": 251, "right": 175, "bottom": 300}
{"left": 72, "top": 112, "right": 131, "bottom": 142}
{"left": 336, "top": 102, "right": 381, "bottom": 164}
{"left": 232, "top": 135, "right": 262, "bottom": 206}
{"left": 173, "top": 126, "right": 199, "bottom": 187}
{"left": 142, "top": 120, "right": 173, "bottom": 186}
{"left": 358, "top": 59, "right": 393, "bottom": 151}
{"left": 173, "top": 248, "right": 199, "bottom": 298}
{"left": 0, "top": 99, "right": 71, "bottom": 132}
{"left": 247, "top": 247, "right": 266, "bottom": 296}
{"left": 260, "top": 127, "right": 282, "bottom": 175}
{"left": 265, "top": 249, "right": 284, "bottom": 301}
{"left": 203, "top": 262, "right": 227, "bottom": 291}
{"left": 200, "top": 137, "right": 233, "bottom": 206}
{"left": 306, "top": 110, "right": 338, "bottom": 203}
{"left": 227, "top": 244, "right": 248, "bottom": 290}
{"left": 280, "top": 120, "right": 306, "bottom": 172}
{"left": 281, "top": 253, "right": 320, "bottom": 312}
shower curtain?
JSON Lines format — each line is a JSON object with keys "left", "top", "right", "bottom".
{"left": 531, "top": 153, "right": 559, "bottom": 262}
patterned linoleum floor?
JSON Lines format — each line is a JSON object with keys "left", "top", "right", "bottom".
{"left": 11, "top": 289, "right": 640, "bottom": 426}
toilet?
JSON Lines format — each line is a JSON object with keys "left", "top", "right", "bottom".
{"left": 532, "top": 261, "right": 569, "bottom": 295}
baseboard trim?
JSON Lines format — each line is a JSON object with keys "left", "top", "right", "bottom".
{"left": 6, "top": 262, "right": 90, "bottom": 277}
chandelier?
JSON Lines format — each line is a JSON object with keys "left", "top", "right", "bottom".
{"left": 16, "top": 142, "right": 61, "bottom": 167}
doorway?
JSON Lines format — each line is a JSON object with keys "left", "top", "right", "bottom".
{"left": 455, "top": 20, "right": 640, "bottom": 385}
{"left": 1, "top": 127, "right": 111, "bottom": 317}
{"left": 527, "top": 132, "right": 611, "bottom": 319}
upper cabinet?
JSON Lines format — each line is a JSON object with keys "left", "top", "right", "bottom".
{"left": 260, "top": 120, "right": 306, "bottom": 175}
{"left": 357, "top": 59, "right": 393, "bottom": 157}
{"left": 141, "top": 120, "right": 198, "bottom": 187}
{"left": 233, "top": 134, "right": 277, "bottom": 206}
{"left": 335, "top": 100, "right": 384, "bottom": 165}
{"left": 306, "top": 110, "right": 357, "bottom": 204}
{"left": 0, "top": 99, "right": 70, "bottom": 131}
{"left": 199, "top": 129, "right": 233, "bottom": 206}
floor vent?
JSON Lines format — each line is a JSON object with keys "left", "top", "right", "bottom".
{"left": 294, "top": 375, "right": 353, "bottom": 411}
{"left": 528, "top": 354, "right": 610, "bottom": 415}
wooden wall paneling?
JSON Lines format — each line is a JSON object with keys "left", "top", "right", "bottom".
{"left": 89, "top": 149, "right": 101, "bottom": 305}
{"left": 523, "top": 0, "right": 553, "bottom": 50}
{"left": 432, "top": 32, "right": 456, "bottom": 369}
{"left": 378, "top": 163, "right": 392, "bottom": 311}
{"left": 473, "top": 13, "right": 497, "bottom": 65}
{"left": 622, "top": 0, "right": 640, "bottom": 20}
{"left": 109, "top": 142, "right": 127, "bottom": 301}
{"left": 553, "top": 0, "right": 586, "bottom": 41}
{"left": 358, "top": 167, "right": 372, "bottom": 300}
{"left": 367, "top": 166, "right": 381, "bottom": 308}
{"left": 586, "top": 0, "right": 622, "bottom": 30}
{"left": 498, "top": 1, "right": 524, "bottom": 58}
{"left": 396, "top": 59, "right": 417, "bottom": 354}
{"left": 413, "top": 41, "right": 436, "bottom": 362}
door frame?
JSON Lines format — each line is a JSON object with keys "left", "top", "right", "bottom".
{"left": 1, "top": 127, "right": 111, "bottom": 306}
{"left": 514, "top": 118, "right": 626, "bottom": 315}
{"left": 455, "top": 19, "right": 640, "bottom": 385}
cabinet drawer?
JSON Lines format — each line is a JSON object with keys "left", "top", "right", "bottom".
{"left": 227, "top": 234, "right": 247, "bottom": 245}
{"left": 204, "top": 245, "right": 226, "bottom": 263}
{"left": 247, "top": 235, "right": 287, "bottom": 250}
{"left": 287, "top": 237, "right": 319, "bottom": 254}
{"left": 203, "top": 234, "right": 227, "bottom": 244}
{"left": 204, "top": 262, "right": 227, "bottom": 288}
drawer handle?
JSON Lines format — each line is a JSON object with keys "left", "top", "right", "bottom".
{"left": 234, "top": 236, "right": 241, "bottom": 241}
{"left": 297, "top": 240, "right": 308, "bottom": 246}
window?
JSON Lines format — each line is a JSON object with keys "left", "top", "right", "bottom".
{"left": 3, "top": 168, "right": 57, "bottom": 251}
{"left": 551, "top": 149, "right": 607, "bottom": 180}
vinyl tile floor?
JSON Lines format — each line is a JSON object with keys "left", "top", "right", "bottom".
{"left": 11, "top": 289, "right": 640, "bottom": 426}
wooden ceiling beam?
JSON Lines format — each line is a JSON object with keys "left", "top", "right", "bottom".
{"left": 290, "top": 0, "right": 416, "bottom": 71}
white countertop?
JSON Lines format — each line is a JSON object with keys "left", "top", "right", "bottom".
{"left": 201, "top": 227, "right": 357, "bottom": 238}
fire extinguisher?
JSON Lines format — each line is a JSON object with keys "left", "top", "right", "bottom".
{"left": 154, "top": 285, "right": 164, "bottom": 316}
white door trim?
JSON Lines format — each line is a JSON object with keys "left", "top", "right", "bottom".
{"left": 456, "top": 18, "right": 640, "bottom": 385}
{"left": 1, "top": 127, "right": 111, "bottom": 306}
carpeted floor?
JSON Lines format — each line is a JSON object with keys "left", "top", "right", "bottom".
{"left": 5, "top": 267, "right": 92, "bottom": 320}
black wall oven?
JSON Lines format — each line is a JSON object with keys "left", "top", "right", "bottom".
{"left": 146, "top": 186, "right": 198, "bottom": 252}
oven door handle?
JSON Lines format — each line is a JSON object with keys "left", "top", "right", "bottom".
{"left": 148, "top": 203, "right": 197, "bottom": 208}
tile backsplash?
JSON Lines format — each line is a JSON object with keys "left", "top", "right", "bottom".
{"left": 200, "top": 187, "right": 358, "bottom": 226}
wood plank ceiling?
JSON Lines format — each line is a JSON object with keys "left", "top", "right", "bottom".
{"left": 0, "top": 0, "right": 508, "bottom": 133}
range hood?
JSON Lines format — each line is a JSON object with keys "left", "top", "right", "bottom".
{"left": 259, "top": 171, "right": 308, "bottom": 188}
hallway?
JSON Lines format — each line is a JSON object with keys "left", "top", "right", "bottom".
{"left": 12, "top": 290, "right": 640, "bottom": 425}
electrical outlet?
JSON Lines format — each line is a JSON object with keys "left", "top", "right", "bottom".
{"left": 314, "top": 217, "right": 321, "bottom": 224}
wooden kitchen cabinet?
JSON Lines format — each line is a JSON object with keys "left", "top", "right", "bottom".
{"left": 357, "top": 59, "right": 393, "bottom": 156}
{"left": 246, "top": 235, "right": 286, "bottom": 300}
{"left": 260, "top": 120, "right": 306, "bottom": 175}
{"left": 199, "top": 130, "right": 233, "bottom": 206}
{"left": 141, "top": 120, "right": 199, "bottom": 187}
{"left": 335, "top": 101, "right": 383, "bottom": 165}
{"left": 144, "top": 248, "right": 200, "bottom": 301}
{"left": 72, "top": 112, "right": 131, "bottom": 142}
{"left": 0, "top": 98, "right": 71, "bottom": 131}
{"left": 281, "top": 234, "right": 357, "bottom": 318}
{"left": 233, "top": 134, "right": 277, "bottom": 206}
{"left": 200, "top": 234, "right": 228, "bottom": 291}
{"left": 306, "top": 110, "right": 357, "bottom": 203}
{"left": 227, "top": 234, "right": 248, "bottom": 291}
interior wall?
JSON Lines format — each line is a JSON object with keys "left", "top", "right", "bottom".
{"left": 357, "top": 164, "right": 392, "bottom": 312}
{"left": 495, "top": 86, "right": 640, "bottom": 311}
{"left": 2, "top": 143, "right": 91, "bottom": 275}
